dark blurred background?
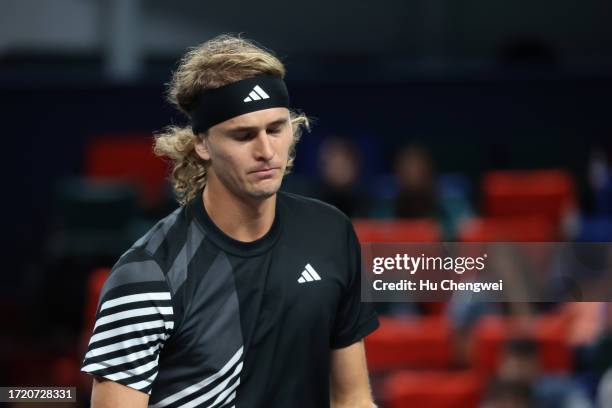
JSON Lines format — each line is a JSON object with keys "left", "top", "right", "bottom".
{"left": 2, "top": 0, "right": 612, "bottom": 406}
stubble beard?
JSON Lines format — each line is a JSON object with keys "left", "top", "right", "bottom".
{"left": 246, "top": 176, "right": 283, "bottom": 200}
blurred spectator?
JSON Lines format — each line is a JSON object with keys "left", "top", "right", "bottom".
{"left": 394, "top": 144, "right": 439, "bottom": 219}
{"left": 564, "top": 302, "right": 606, "bottom": 349}
{"left": 583, "top": 303, "right": 612, "bottom": 375}
{"left": 316, "top": 136, "right": 370, "bottom": 217}
{"left": 497, "top": 337, "right": 591, "bottom": 408}
{"left": 498, "top": 338, "right": 540, "bottom": 384}
{"left": 597, "top": 368, "right": 612, "bottom": 408}
{"left": 480, "top": 380, "right": 533, "bottom": 408}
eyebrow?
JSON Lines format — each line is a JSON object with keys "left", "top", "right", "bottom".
{"left": 226, "top": 117, "right": 289, "bottom": 132}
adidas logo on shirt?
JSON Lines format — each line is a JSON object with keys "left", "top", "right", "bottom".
{"left": 243, "top": 85, "right": 270, "bottom": 102}
{"left": 297, "top": 263, "right": 321, "bottom": 284}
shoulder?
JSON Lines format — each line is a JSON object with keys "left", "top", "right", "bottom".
{"left": 277, "top": 191, "right": 359, "bottom": 252}
{"left": 111, "top": 247, "right": 165, "bottom": 283}
{"left": 278, "top": 191, "right": 352, "bottom": 230}
{"left": 99, "top": 247, "right": 168, "bottom": 304}
{"left": 98, "top": 206, "right": 190, "bottom": 302}
{"left": 131, "top": 206, "right": 189, "bottom": 257}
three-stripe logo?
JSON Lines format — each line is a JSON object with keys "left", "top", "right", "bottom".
{"left": 243, "top": 85, "right": 270, "bottom": 102}
{"left": 297, "top": 263, "right": 321, "bottom": 284}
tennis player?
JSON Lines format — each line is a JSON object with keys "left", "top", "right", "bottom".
{"left": 81, "top": 34, "right": 379, "bottom": 408}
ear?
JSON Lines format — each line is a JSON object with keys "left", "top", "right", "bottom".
{"left": 193, "top": 134, "right": 211, "bottom": 161}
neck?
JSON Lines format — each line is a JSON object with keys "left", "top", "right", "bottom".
{"left": 202, "top": 178, "right": 277, "bottom": 243}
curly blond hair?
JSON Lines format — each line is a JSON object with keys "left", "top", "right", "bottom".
{"left": 154, "top": 34, "right": 310, "bottom": 205}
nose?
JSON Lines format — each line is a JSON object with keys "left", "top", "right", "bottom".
{"left": 254, "top": 130, "right": 275, "bottom": 161}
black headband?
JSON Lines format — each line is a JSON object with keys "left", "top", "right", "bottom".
{"left": 189, "top": 75, "right": 290, "bottom": 134}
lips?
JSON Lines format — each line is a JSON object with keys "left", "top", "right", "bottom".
{"left": 249, "top": 167, "right": 279, "bottom": 178}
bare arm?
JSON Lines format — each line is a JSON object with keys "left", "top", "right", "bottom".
{"left": 91, "top": 377, "right": 149, "bottom": 408}
{"left": 330, "top": 340, "right": 376, "bottom": 408}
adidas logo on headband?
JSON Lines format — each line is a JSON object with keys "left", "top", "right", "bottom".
{"left": 243, "top": 85, "right": 270, "bottom": 103}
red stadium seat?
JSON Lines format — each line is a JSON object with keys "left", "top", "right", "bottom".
{"left": 482, "top": 169, "right": 576, "bottom": 225}
{"left": 84, "top": 135, "right": 169, "bottom": 206}
{"left": 471, "top": 314, "right": 572, "bottom": 375}
{"left": 382, "top": 370, "right": 483, "bottom": 408}
{"left": 365, "top": 316, "right": 453, "bottom": 372}
{"left": 352, "top": 219, "right": 441, "bottom": 243}
{"left": 458, "top": 216, "right": 558, "bottom": 242}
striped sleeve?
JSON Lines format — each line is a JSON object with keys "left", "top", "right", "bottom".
{"left": 81, "top": 256, "right": 175, "bottom": 394}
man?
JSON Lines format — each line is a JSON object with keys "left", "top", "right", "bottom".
{"left": 81, "top": 34, "right": 379, "bottom": 407}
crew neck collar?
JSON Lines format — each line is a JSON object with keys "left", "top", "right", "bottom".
{"left": 188, "top": 189, "right": 282, "bottom": 257}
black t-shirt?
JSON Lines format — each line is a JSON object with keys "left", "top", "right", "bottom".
{"left": 81, "top": 191, "right": 379, "bottom": 407}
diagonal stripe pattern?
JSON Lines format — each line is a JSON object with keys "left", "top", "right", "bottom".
{"left": 149, "top": 346, "right": 244, "bottom": 408}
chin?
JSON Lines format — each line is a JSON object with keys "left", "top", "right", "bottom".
{"left": 249, "top": 191, "right": 276, "bottom": 200}
{"left": 240, "top": 190, "right": 274, "bottom": 202}
{"left": 248, "top": 182, "right": 282, "bottom": 199}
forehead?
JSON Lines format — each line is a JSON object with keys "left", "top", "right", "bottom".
{"left": 215, "top": 107, "right": 290, "bottom": 130}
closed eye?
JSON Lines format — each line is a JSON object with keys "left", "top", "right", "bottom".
{"left": 227, "top": 118, "right": 288, "bottom": 139}
{"left": 232, "top": 132, "right": 256, "bottom": 141}
{"left": 267, "top": 120, "right": 288, "bottom": 135}
{"left": 267, "top": 126, "right": 283, "bottom": 134}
